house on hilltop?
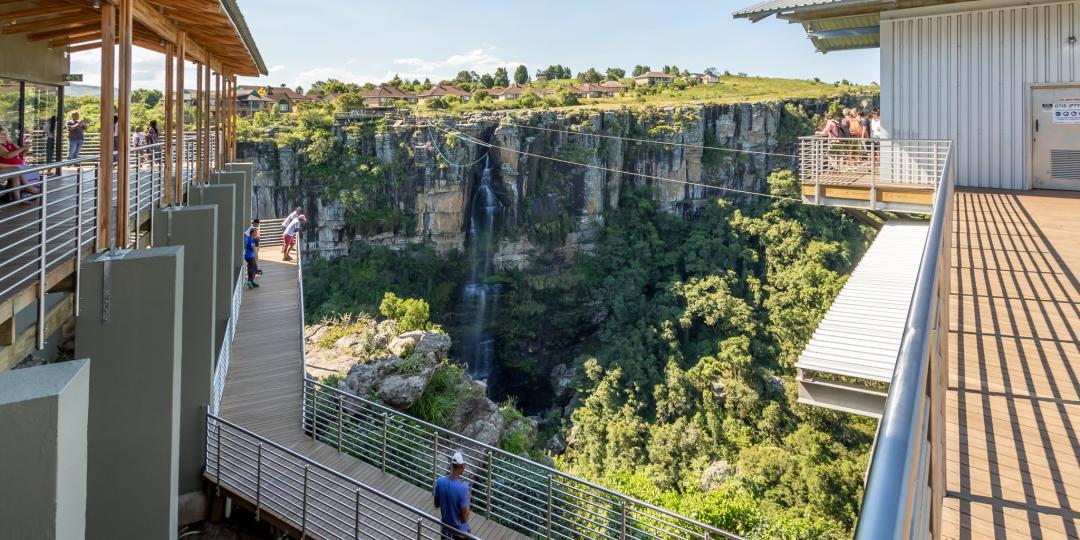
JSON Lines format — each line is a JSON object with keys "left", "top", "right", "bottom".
{"left": 695, "top": 73, "right": 721, "bottom": 85}
{"left": 417, "top": 85, "right": 471, "bottom": 103}
{"left": 361, "top": 85, "right": 418, "bottom": 107}
{"left": 236, "top": 87, "right": 275, "bottom": 117}
{"left": 236, "top": 84, "right": 315, "bottom": 113}
{"left": 493, "top": 84, "right": 530, "bottom": 100}
{"left": 633, "top": 71, "right": 675, "bottom": 85}
{"left": 601, "top": 80, "right": 628, "bottom": 93}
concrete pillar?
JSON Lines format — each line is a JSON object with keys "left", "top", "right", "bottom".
{"left": 225, "top": 161, "right": 255, "bottom": 216}
{"left": 211, "top": 170, "right": 249, "bottom": 271}
{"left": 0, "top": 359, "right": 90, "bottom": 539}
{"left": 76, "top": 247, "right": 184, "bottom": 540}
{"left": 189, "top": 184, "right": 236, "bottom": 356}
{"left": 153, "top": 206, "right": 218, "bottom": 496}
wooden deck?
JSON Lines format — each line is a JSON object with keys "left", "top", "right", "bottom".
{"left": 945, "top": 189, "right": 1080, "bottom": 539}
{"left": 219, "top": 250, "right": 527, "bottom": 540}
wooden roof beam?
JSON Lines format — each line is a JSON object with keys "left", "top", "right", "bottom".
{"left": 66, "top": 39, "right": 101, "bottom": 53}
{"left": 47, "top": 29, "right": 101, "bottom": 47}
{"left": 2, "top": 12, "right": 91, "bottom": 34}
{"left": 27, "top": 21, "right": 98, "bottom": 41}
{"left": 0, "top": 4, "right": 79, "bottom": 22}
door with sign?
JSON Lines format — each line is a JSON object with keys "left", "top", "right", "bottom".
{"left": 1032, "top": 86, "right": 1080, "bottom": 190}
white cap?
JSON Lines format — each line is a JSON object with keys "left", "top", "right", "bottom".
{"left": 450, "top": 452, "right": 465, "bottom": 466}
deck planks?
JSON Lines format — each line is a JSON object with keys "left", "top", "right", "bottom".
{"left": 944, "top": 189, "right": 1080, "bottom": 540}
{"left": 219, "top": 249, "right": 527, "bottom": 540}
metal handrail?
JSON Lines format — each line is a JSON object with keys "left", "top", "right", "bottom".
{"left": 211, "top": 268, "right": 246, "bottom": 416}
{"left": 0, "top": 132, "right": 218, "bottom": 357}
{"left": 853, "top": 144, "right": 954, "bottom": 539}
{"left": 302, "top": 379, "right": 743, "bottom": 540}
{"left": 205, "top": 413, "right": 480, "bottom": 540}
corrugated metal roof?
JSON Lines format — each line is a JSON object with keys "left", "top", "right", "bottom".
{"left": 733, "top": 0, "right": 882, "bottom": 18}
{"left": 797, "top": 221, "right": 929, "bottom": 382}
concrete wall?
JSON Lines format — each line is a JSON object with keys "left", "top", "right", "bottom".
{"left": 0, "top": 34, "right": 69, "bottom": 85}
{"left": 154, "top": 206, "right": 218, "bottom": 495}
{"left": 0, "top": 359, "right": 90, "bottom": 539}
{"left": 76, "top": 248, "right": 183, "bottom": 540}
{"left": 881, "top": 0, "right": 1080, "bottom": 189}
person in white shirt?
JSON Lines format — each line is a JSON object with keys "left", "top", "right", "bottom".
{"left": 281, "top": 207, "right": 302, "bottom": 231}
{"left": 282, "top": 213, "right": 305, "bottom": 261}
{"left": 870, "top": 110, "right": 886, "bottom": 139}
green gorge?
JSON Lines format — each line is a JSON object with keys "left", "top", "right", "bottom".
{"left": 241, "top": 94, "right": 879, "bottom": 538}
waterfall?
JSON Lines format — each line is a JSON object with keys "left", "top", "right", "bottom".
{"left": 461, "top": 157, "right": 502, "bottom": 381}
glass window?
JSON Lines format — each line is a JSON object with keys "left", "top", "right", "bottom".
{"left": 0, "top": 79, "right": 19, "bottom": 140}
{"left": 24, "top": 83, "right": 59, "bottom": 166}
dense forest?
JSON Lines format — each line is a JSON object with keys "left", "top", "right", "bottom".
{"left": 304, "top": 168, "right": 878, "bottom": 538}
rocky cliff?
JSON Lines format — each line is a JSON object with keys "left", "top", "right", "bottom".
{"left": 239, "top": 97, "right": 870, "bottom": 265}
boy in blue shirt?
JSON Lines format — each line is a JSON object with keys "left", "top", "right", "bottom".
{"left": 434, "top": 452, "right": 471, "bottom": 538}
{"left": 244, "top": 219, "right": 261, "bottom": 289}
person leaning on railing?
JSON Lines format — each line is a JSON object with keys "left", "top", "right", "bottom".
{"left": 0, "top": 127, "right": 39, "bottom": 204}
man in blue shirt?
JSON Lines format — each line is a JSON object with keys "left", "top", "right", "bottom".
{"left": 244, "top": 219, "right": 261, "bottom": 289}
{"left": 434, "top": 452, "right": 471, "bottom": 538}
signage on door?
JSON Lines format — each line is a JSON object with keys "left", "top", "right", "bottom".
{"left": 1052, "top": 100, "right": 1080, "bottom": 124}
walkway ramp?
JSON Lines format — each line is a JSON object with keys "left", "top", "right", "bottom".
{"left": 796, "top": 220, "right": 929, "bottom": 417}
{"left": 944, "top": 190, "right": 1080, "bottom": 540}
{"left": 212, "top": 251, "right": 525, "bottom": 539}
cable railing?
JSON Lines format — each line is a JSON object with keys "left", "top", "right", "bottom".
{"left": 798, "top": 137, "right": 951, "bottom": 208}
{"left": 211, "top": 268, "right": 246, "bottom": 416}
{"left": 301, "top": 378, "right": 742, "bottom": 540}
{"left": 0, "top": 132, "right": 220, "bottom": 356}
{"left": 853, "top": 144, "right": 954, "bottom": 539}
{"left": 205, "top": 413, "right": 479, "bottom": 540}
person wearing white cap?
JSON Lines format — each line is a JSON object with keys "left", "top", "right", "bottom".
{"left": 434, "top": 451, "right": 471, "bottom": 538}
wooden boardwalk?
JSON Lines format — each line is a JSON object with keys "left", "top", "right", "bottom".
{"left": 944, "top": 190, "right": 1080, "bottom": 539}
{"left": 219, "top": 249, "right": 527, "bottom": 540}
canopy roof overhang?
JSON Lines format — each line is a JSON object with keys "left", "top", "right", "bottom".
{"left": 732, "top": 0, "right": 975, "bottom": 52}
{"left": 0, "top": 0, "right": 267, "bottom": 76}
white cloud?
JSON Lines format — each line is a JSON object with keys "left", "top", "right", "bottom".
{"left": 269, "top": 64, "right": 286, "bottom": 73}
{"left": 70, "top": 47, "right": 223, "bottom": 91}
{"left": 282, "top": 48, "right": 521, "bottom": 90}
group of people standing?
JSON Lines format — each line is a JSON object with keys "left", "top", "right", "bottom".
{"left": 815, "top": 106, "right": 884, "bottom": 140}
{"left": 241, "top": 206, "right": 307, "bottom": 290}
{"left": 63, "top": 111, "right": 160, "bottom": 161}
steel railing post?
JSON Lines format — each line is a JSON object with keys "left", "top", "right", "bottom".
{"left": 301, "top": 465, "right": 309, "bottom": 538}
{"left": 415, "top": 518, "right": 423, "bottom": 540}
{"left": 214, "top": 419, "right": 222, "bottom": 495}
{"left": 381, "top": 412, "right": 388, "bottom": 472}
{"left": 354, "top": 487, "right": 361, "bottom": 540}
{"left": 432, "top": 431, "right": 439, "bottom": 485}
{"left": 255, "top": 442, "right": 262, "bottom": 520}
{"left": 546, "top": 474, "right": 553, "bottom": 539}
{"left": 620, "top": 500, "right": 627, "bottom": 540}
{"left": 337, "top": 394, "right": 344, "bottom": 451}
{"left": 74, "top": 165, "right": 83, "bottom": 317}
{"left": 486, "top": 450, "right": 493, "bottom": 516}
{"left": 36, "top": 178, "right": 48, "bottom": 350}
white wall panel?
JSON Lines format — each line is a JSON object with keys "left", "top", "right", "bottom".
{"left": 882, "top": 0, "right": 1079, "bottom": 189}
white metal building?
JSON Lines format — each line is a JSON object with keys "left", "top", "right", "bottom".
{"left": 736, "top": 0, "right": 1080, "bottom": 191}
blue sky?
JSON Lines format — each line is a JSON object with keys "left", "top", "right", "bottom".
{"left": 72, "top": 0, "right": 880, "bottom": 90}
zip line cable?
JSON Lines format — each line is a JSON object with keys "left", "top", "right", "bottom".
{"left": 423, "top": 112, "right": 801, "bottom": 160}
{"left": 427, "top": 122, "right": 800, "bottom": 203}
{"left": 426, "top": 124, "right": 489, "bottom": 168}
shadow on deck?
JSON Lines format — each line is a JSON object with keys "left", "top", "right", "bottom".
{"left": 945, "top": 189, "right": 1080, "bottom": 539}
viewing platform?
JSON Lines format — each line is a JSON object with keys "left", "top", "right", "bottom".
{"left": 798, "top": 136, "right": 949, "bottom": 214}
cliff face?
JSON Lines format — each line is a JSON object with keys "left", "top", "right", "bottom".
{"left": 239, "top": 98, "right": 867, "bottom": 264}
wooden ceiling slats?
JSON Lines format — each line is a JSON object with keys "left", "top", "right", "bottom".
{"left": 0, "top": 4, "right": 80, "bottom": 22}
{"left": 2, "top": 12, "right": 90, "bottom": 34}
{"left": 27, "top": 20, "right": 98, "bottom": 41}
{"left": 3, "top": 0, "right": 262, "bottom": 76}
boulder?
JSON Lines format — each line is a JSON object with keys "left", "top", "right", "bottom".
{"left": 451, "top": 396, "right": 504, "bottom": 447}
{"left": 700, "top": 460, "right": 733, "bottom": 492}
{"left": 387, "top": 330, "right": 424, "bottom": 357}
{"left": 765, "top": 374, "right": 786, "bottom": 395}
{"left": 550, "top": 363, "right": 575, "bottom": 400}
{"left": 413, "top": 332, "right": 452, "bottom": 361}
